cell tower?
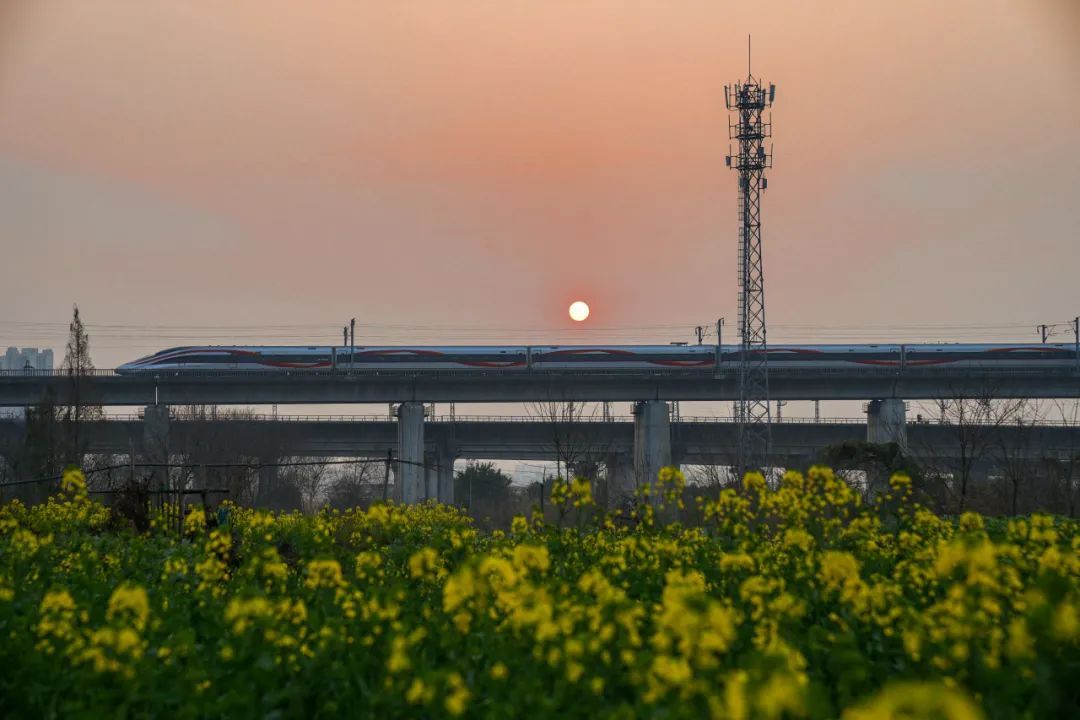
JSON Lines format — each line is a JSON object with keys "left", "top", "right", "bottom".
{"left": 725, "top": 38, "right": 775, "bottom": 473}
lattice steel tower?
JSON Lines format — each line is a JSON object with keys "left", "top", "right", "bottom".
{"left": 725, "top": 43, "right": 775, "bottom": 473}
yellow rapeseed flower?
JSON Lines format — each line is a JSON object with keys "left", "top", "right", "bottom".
{"left": 958, "top": 512, "right": 985, "bottom": 533}
{"left": 444, "top": 671, "right": 471, "bottom": 716}
{"left": 106, "top": 584, "right": 150, "bottom": 632}
{"left": 183, "top": 508, "right": 207, "bottom": 535}
{"left": 1051, "top": 600, "right": 1079, "bottom": 642}
{"left": 60, "top": 467, "right": 87, "bottom": 497}
{"left": 304, "top": 558, "right": 345, "bottom": 590}
{"left": 842, "top": 681, "right": 984, "bottom": 720}
{"left": 743, "top": 471, "right": 767, "bottom": 493}
{"left": 512, "top": 544, "right": 551, "bottom": 574}
{"left": 409, "top": 547, "right": 444, "bottom": 581}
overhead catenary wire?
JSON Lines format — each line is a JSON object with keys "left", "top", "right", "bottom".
{"left": 4, "top": 318, "right": 1072, "bottom": 334}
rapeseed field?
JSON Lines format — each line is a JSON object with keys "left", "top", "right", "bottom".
{"left": 1, "top": 467, "right": 1077, "bottom": 718}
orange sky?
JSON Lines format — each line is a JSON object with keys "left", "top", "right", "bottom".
{"left": 1, "top": 1, "right": 1078, "bottom": 366}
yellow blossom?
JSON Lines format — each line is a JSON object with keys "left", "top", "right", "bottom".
{"left": 107, "top": 584, "right": 150, "bottom": 632}
{"left": 304, "top": 558, "right": 345, "bottom": 590}
{"left": 444, "top": 671, "right": 471, "bottom": 716}
{"left": 409, "top": 547, "right": 445, "bottom": 581}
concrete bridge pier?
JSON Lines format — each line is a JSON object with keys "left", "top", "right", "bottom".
{"left": 423, "top": 443, "right": 456, "bottom": 504}
{"left": 605, "top": 452, "right": 635, "bottom": 508}
{"left": 867, "top": 399, "right": 907, "bottom": 450}
{"left": 396, "top": 402, "right": 425, "bottom": 504}
{"left": 424, "top": 451, "right": 438, "bottom": 502}
{"left": 142, "top": 405, "right": 170, "bottom": 493}
{"left": 256, "top": 457, "right": 279, "bottom": 508}
{"left": 435, "top": 442, "right": 456, "bottom": 505}
{"left": 633, "top": 400, "right": 671, "bottom": 494}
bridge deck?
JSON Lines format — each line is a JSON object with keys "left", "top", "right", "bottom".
{"left": 3, "top": 417, "right": 1077, "bottom": 463}
{"left": 0, "top": 368, "right": 1077, "bottom": 405}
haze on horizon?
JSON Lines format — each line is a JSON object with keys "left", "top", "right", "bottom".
{"left": 1, "top": 0, "right": 1079, "bottom": 369}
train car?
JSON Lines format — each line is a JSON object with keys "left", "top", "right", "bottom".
{"left": 901, "top": 344, "right": 1076, "bottom": 369}
{"left": 341, "top": 347, "right": 527, "bottom": 369}
{"left": 116, "top": 346, "right": 528, "bottom": 373}
{"left": 115, "top": 343, "right": 1077, "bottom": 374}
{"left": 740, "top": 345, "right": 903, "bottom": 368}
{"left": 530, "top": 345, "right": 717, "bottom": 370}
{"left": 720, "top": 344, "right": 1077, "bottom": 370}
{"left": 117, "top": 346, "right": 332, "bottom": 373}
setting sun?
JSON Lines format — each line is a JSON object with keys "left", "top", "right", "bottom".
{"left": 569, "top": 300, "right": 590, "bottom": 322}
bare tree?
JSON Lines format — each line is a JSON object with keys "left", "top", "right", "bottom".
{"left": 14, "top": 332, "right": 118, "bottom": 494}
{"left": 1042, "top": 399, "right": 1080, "bottom": 517}
{"left": 168, "top": 405, "right": 268, "bottom": 505}
{"left": 60, "top": 306, "right": 102, "bottom": 467}
{"left": 915, "top": 384, "right": 1026, "bottom": 512}
{"left": 686, "top": 454, "right": 740, "bottom": 497}
{"left": 280, "top": 458, "right": 331, "bottom": 514}
{"left": 0, "top": 420, "right": 26, "bottom": 493}
{"left": 988, "top": 399, "right": 1046, "bottom": 516}
{"left": 325, "top": 459, "right": 381, "bottom": 509}
{"left": 527, "top": 399, "right": 619, "bottom": 510}
{"left": 12, "top": 393, "right": 62, "bottom": 490}
{"left": 527, "top": 400, "right": 609, "bottom": 478}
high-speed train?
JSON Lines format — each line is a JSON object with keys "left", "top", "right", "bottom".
{"left": 115, "top": 344, "right": 1079, "bottom": 374}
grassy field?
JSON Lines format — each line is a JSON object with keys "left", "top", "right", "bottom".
{"left": 1, "top": 468, "right": 1078, "bottom": 718}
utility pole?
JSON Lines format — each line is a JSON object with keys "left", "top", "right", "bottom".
{"left": 343, "top": 325, "right": 349, "bottom": 370}
{"left": 382, "top": 449, "right": 392, "bottom": 502}
{"left": 695, "top": 326, "right": 705, "bottom": 345}
{"left": 1038, "top": 324, "right": 1050, "bottom": 343}
{"left": 1074, "top": 316, "right": 1079, "bottom": 374}
{"left": 725, "top": 37, "right": 775, "bottom": 475}
{"left": 350, "top": 318, "right": 356, "bottom": 370}
{"left": 715, "top": 317, "right": 725, "bottom": 373}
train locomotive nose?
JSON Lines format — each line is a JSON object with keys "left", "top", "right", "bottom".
{"left": 116, "top": 349, "right": 174, "bottom": 374}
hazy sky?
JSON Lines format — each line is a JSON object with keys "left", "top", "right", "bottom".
{"left": 1, "top": 0, "right": 1079, "bottom": 368}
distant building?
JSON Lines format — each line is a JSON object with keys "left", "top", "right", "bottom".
{"left": 0, "top": 347, "right": 55, "bottom": 419}
{"left": 1, "top": 347, "right": 54, "bottom": 371}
